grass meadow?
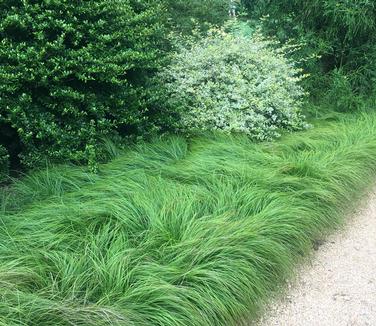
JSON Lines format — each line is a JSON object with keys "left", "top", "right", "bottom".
{"left": 1, "top": 111, "right": 376, "bottom": 325}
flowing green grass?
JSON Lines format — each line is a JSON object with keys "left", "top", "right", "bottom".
{"left": 1, "top": 112, "right": 376, "bottom": 325}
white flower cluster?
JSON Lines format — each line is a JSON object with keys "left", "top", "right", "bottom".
{"left": 161, "top": 30, "right": 308, "bottom": 140}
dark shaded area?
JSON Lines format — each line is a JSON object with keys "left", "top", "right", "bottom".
{"left": 0, "top": 122, "right": 22, "bottom": 172}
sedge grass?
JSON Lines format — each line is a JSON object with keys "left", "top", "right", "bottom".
{"left": 0, "top": 112, "right": 376, "bottom": 325}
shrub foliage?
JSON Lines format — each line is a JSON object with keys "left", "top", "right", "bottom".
{"left": 160, "top": 29, "right": 308, "bottom": 140}
{"left": 0, "top": 0, "right": 167, "bottom": 167}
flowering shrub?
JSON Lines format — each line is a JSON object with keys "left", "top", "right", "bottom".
{"left": 161, "top": 30, "right": 308, "bottom": 140}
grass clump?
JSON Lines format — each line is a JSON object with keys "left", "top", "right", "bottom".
{"left": 1, "top": 111, "right": 376, "bottom": 325}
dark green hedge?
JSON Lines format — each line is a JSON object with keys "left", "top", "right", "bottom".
{"left": 0, "top": 0, "right": 168, "bottom": 168}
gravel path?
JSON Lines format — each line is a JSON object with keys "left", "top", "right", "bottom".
{"left": 254, "top": 190, "right": 376, "bottom": 326}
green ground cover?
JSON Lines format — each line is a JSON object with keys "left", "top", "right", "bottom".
{"left": 1, "top": 111, "right": 376, "bottom": 325}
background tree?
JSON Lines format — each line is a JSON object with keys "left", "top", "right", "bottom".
{"left": 166, "top": 0, "right": 228, "bottom": 34}
{"left": 244, "top": 0, "right": 376, "bottom": 108}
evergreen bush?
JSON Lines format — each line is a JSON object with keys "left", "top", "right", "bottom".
{"left": 0, "top": 0, "right": 168, "bottom": 168}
